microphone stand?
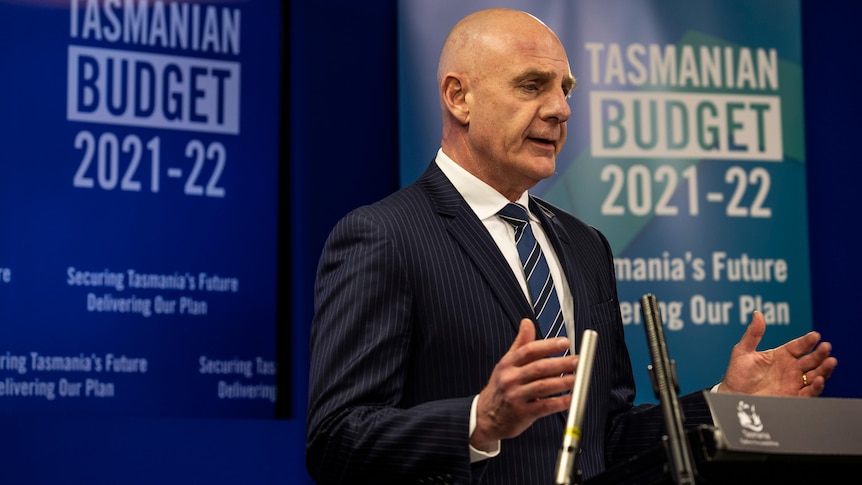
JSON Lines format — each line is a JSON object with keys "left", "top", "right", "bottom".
{"left": 554, "top": 329, "right": 598, "bottom": 485}
{"left": 641, "top": 293, "right": 698, "bottom": 485}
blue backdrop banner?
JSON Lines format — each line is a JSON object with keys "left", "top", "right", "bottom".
{"left": 0, "top": 0, "right": 282, "bottom": 418}
{"left": 398, "top": 0, "right": 809, "bottom": 403}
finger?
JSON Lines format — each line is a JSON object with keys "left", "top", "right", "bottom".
{"left": 524, "top": 389, "right": 573, "bottom": 417}
{"left": 782, "top": 331, "right": 822, "bottom": 359}
{"left": 511, "top": 318, "right": 537, "bottom": 349}
{"left": 821, "top": 356, "right": 839, "bottom": 380}
{"left": 502, "top": 319, "right": 539, "bottom": 363}
{"left": 520, "top": 354, "right": 579, "bottom": 381}
{"left": 507, "top": 319, "right": 570, "bottom": 366}
{"left": 801, "top": 374, "right": 826, "bottom": 397}
{"left": 804, "top": 355, "right": 838, "bottom": 383}
{"left": 736, "top": 311, "right": 766, "bottom": 353}
{"left": 800, "top": 354, "right": 837, "bottom": 397}
{"left": 520, "top": 372, "right": 576, "bottom": 401}
{"left": 797, "top": 340, "right": 832, "bottom": 371}
{"left": 501, "top": 354, "right": 578, "bottom": 402}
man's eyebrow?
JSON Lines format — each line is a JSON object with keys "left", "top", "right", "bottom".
{"left": 562, "top": 75, "right": 577, "bottom": 94}
{"left": 512, "top": 69, "right": 554, "bottom": 85}
{"left": 513, "top": 69, "right": 577, "bottom": 94}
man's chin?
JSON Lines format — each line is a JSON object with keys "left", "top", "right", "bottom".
{"left": 524, "top": 161, "right": 557, "bottom": 185}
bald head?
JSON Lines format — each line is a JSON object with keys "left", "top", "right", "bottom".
{"left": 437, "top": 9, "right": 557, "bottom": 85}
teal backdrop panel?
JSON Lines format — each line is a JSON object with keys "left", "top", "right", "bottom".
{"left": 399, "top": 0, "right": 809, "bottom": 404}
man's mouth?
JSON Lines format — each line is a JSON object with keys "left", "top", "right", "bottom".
{"left": 528, "top": 137, "right": 556, "bottom": 148}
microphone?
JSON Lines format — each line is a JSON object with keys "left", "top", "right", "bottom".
{"left": 554, "top": 328, "right": 598, "bottom": 485}
{"left": 641, "top": 293, "right": 697, "bottom": 485}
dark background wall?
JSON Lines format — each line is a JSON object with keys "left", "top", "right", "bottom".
{"left": 0, "top": 1, "right": 858, "bottom": 483}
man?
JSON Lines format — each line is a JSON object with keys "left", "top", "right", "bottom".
{"left": 306, "top": 8, "right": 837, "bottom": 484}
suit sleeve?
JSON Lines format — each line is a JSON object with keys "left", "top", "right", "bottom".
{"left": 306, "top": 208, "right": 479, "bottom": 485}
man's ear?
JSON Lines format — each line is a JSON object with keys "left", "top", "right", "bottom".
{"left": 441, "top": 74, "right": 470, "bottom": 125}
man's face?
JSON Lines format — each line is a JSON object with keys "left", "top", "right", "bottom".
{"left": 465, "top": 31, "right": 574, "bottom": 198}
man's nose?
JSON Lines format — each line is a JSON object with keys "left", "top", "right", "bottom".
{"left": 544, "top": 90, "right": 571, "bottom": 123}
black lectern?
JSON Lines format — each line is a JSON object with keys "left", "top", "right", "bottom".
{"left": 586, "top": 392, "right": 862, "bottom": 484}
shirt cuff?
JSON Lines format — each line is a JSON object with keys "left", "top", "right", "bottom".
{"left": 469, "top": 395, "right": 501, "bottom": 462}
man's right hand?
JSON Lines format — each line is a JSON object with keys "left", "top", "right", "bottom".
{"left": 470, "top": 318, "right": 578, "bottom": 451}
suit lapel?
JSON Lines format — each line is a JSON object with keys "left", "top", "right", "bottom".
{"left": 417, "top": 162, "right": 533, "bottom": 332}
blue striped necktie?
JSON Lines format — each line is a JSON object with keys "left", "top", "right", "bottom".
{"left": 498, "top": 203, "right": 567, "bottom": 344}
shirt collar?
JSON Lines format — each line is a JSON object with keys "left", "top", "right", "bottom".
{"left": 434, "top": 148, "right": 532, "bottom": 220}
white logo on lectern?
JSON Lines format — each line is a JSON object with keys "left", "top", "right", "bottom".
{"left": 735, "top": 400, "right": 778, "bottom": 446}
{"left": 736, "top": 400, "right": 763, "bottom": 432}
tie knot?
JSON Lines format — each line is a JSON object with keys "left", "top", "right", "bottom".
{"left": 498, "top": 203, "right": 530, "bottom": 229}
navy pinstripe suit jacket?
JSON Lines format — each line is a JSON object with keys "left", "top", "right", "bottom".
{"left": 306, "top": 161, "right": 713, "bottom": 484}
